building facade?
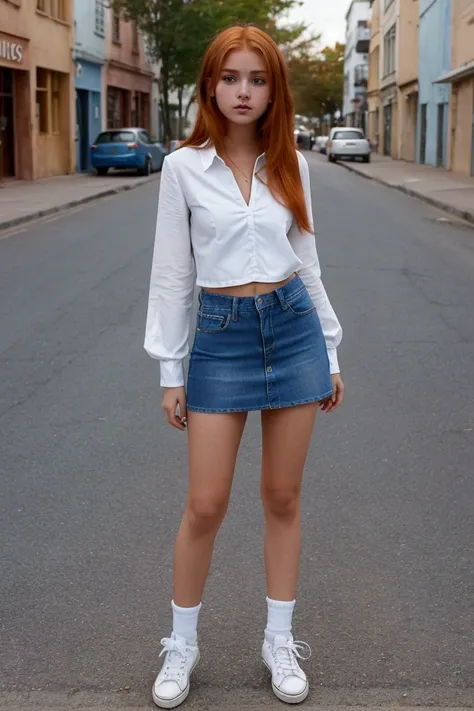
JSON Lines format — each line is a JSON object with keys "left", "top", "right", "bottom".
{"left": 105, "top": 8, "right": 153, "bottom": 131}
{"left": 437, "top": 0, "right": 474, "bottom": 175}
{"left": 367, "top": 0, "right": 382, "bottom": 150}
{"left": 417, "top": 0, "right": 451, "bottom": 167}
{"left": 343, "top": 0, "right": 371, "bottom": 130}
{"left": 396, "top": 0, "right": 419, "bottom": 161}
{"left": 379, "top": 0, "right": 399, "bottom": 156}
{"left": 0, "top": 0, "right": 75, "bottom": 181}
{"left": 73, "top": 0, "right": 106, "bottom": 172}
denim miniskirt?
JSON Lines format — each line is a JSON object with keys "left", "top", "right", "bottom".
{"left": 186, "top": 274, "right": 334, "bottom": 413}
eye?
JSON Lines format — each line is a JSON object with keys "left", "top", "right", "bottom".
{"left": 253, "top": 77, "right": 266, "bottom": 85}
{"left": 222, "top": 75, "right": 236, "bottom": 83}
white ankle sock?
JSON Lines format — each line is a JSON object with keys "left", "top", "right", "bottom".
{"left": 265, "top": 596, "right": 296, "bottom": 643}
{"left": 171, "top": 600, "right": 202, "bottom": 645}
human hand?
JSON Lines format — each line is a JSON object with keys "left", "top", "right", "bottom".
{"left": 162, "top": 386, "right": 187, "bottom": 430}
{"left": 319, "top": 373, "right": 344, "bottom": 413}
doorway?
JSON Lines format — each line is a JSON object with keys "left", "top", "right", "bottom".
{"left": 383, "top": 103, "right": 392, "bottom": 155}
{"left": 471, "top": 94, "right": 474, "bottom": 176}
{"left": 436, "top": 103, "right": 446, "bottom": 167}
{"left": 420, "top": 103, "right": 427, "bottom": 164}
{"left": 76, "top": 89, "right": 89, "bottom": 172}
{"left": 0, "top": 68, "right": 15, "bottom": 179}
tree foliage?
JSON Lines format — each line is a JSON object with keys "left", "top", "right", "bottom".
{"left": 110, "top": 0, "right": 309, "bottom": 139}
{"left": 288, "top": 42, "right": 345, "bottom": 123}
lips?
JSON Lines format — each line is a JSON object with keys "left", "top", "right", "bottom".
{"left": 235, "top": 105, "right": 251, "bottom": 110}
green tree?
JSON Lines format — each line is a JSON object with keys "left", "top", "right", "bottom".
{"left": 288, "top": 42, "right": 344, "bottom": 127}
{"left": 110, "top": 0, "right": 308, "bottom": 140}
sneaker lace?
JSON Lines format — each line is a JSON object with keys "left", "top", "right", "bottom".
{"left": 159, "top": 637, "right": 187, "bottom": 681}
{"left": 273, "top": 639, "right": 312, "bottom": 676}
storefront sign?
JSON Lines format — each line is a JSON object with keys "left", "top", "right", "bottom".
{"left": 0, "top": 40, "right": 24, "bottom": 64}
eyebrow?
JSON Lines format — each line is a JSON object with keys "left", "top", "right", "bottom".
{"left": 222, "top": 68, "right": 268, "bottom": 74}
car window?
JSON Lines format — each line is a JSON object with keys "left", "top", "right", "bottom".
{"left": 333, "top": 130, "right": 364, "bottom": 140}
{"left": 139, "top": 131, "right": 151, "bottom": 144}
{"left": 96, "top": 131, "right": 136, "bottom": 144}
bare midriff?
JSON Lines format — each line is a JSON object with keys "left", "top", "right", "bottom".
{"left": 202, "top": 273, "right": 296, "bottom": 297}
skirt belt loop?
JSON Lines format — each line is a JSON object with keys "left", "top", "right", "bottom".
{"left": 232, "top": 296, "right": 239, "bottom": 321}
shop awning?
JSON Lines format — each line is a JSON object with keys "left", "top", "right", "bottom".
{"left": 433, "top": 60, "right": 474, "bottom": 84}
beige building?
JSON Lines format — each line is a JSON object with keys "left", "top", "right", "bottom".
{"left": 105, "top": 8, "right": 153, "bottom": 131}
{"left": 438, "top": 0, "right": 474, "bottom": 176}
{"left": 396, "top": 0, "right": 419, "bottom": 162}
{"left": 367, "top": 0, "right": 382, "bottom": 150}
{"left": 0, "top": 0, "right": 75, "bottom": 181}
{"left": 368, "top": 0, "right": 418, "bottom": 160}
{"left": 379, "top": 0, "right": 399, "bottom": 156}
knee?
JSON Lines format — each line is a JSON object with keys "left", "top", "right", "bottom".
{"left": 186, "top": 497, "right": 228, "bottom": 537}
{"left": 262, "top": 486, "right": 300, "bottom": 520}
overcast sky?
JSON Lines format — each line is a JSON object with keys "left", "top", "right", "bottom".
{"left": 288, "top": 0, "right": 348, "bottom": 47}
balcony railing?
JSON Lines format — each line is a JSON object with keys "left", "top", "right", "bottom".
{"left": 356, "top": 26, "right": 371, "bottom": 52}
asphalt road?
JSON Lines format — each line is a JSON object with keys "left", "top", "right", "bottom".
{"left": 1, "top": 153, "right": 473, "bottom": 711}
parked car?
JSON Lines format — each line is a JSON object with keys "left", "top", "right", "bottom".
{"left": 315, "top": 135, "right": 329, "bottom": 154}
{"left": 327, "top": 128, "right": 371, "bottom": 163}
{"left": 91, "top": 128, "right": 167, "bottom": 176}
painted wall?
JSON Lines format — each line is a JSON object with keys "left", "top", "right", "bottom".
{"left": 447, "top": 0, "right": 474, "bottom": 175}
{"left": 343, "top": 0, "right": 371, "bottom": 119}
{"left": 417, "top": 0, "right": 451, "bottom": 166}
{"left": 74, "top": 0, "right": 106, "bottom": 64}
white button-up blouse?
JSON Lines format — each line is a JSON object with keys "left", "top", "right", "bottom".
{"left": 144, "top": 145, "right": 342, "bottom": 387}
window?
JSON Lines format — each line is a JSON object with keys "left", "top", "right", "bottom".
{"left": 37, "top": 0, "right": 66, "bottom": 20}
{"left": 36, "top": 68, "right": 49, "bottom": 134}
{"left": 112, "top": 11, "right": 121, "bottom": 43}
{"left": 36, "top": 68, "right": 63, "bottom": 135}
{"left": 96, "top": 131, "right": 136, "bottom": 144}
{"left": 383, "top": 24, "right": 396, "bottom": 76}
{"left": 333, "top": 129, "right": 365, "bottom": 140}
{"left": 50, "top": 0, "right": 65, "bottom": 20}
{"left": 51, "top": 72, "right": 60, "bottom": 133}
{"left": 132, "top": 21, "right": 139, "bottom": 54}
{"left": 95, "top": 0, "right": 105, "bottom": 36}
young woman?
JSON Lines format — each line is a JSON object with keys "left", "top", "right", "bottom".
{"left": 145, "top": 24, "right": 344, "bottom": 709}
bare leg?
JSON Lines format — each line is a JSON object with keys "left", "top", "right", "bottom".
{"left": 260, "top": 404, "right": 318, "bottom": 601}
{"left": 173, "top": 410, "right": 247, "bottom": 607}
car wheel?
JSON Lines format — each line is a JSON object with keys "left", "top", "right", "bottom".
{"left": 363, "top": 154, "right": 371, "bottom": 163}
{"left": 142, "top": 156, "right": 152, "bottom": 176}
{"left": 96, "top": 167, "right": 109, "bottom": 176}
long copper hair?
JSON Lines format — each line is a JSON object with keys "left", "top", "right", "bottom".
{"left": 180, "top": 25, "right": 313, "bottom": 234}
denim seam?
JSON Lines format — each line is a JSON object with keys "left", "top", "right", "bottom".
{"left": 187, "top": 392, "right": 334, "bottom": 414}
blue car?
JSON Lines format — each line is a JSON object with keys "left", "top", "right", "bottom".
{"left": 91, "top": 128, "right": 167, "bottom": 176}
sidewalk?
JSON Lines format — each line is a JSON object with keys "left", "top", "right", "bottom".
{"left": 337, "top": 153, "right": 474, "bottom": 225}
{"left": 0, "top": 171, "right": 159, "bottom": 231}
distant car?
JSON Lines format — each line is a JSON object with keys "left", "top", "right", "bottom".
{"left": 327, "top": 128, "right": 371, "bottom": 163}
{"left": 91, "top": 128, "right": 167, "bottom": 176}
{"left": 315, "top": 136, "right": 329, "bottom": 154}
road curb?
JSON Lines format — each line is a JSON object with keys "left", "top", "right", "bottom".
{"left": 338, "top": 161, "right": 474, "bottom": 227}
{"left": 0, "top": 173, "right": 160, "bottom": 232}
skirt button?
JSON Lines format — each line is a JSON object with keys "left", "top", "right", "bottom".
{"left": 266, "top": 366, "right": 272, "bottom": 373}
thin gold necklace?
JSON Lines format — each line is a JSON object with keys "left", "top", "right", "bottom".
{"left": 225, "top": 152, "right": 251, "bottom": 184}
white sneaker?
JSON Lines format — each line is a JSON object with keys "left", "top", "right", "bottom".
{"left": 262, "top": 635, "right": 311, "bottom": 704}
{"left": 152, "top": 633, "right": 200, "bottom": 709}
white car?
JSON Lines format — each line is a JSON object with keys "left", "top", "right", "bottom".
{"left": 327, "top": 128, "right": 371, "bottom": 163}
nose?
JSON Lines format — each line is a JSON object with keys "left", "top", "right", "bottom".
{"left": 238, "top": 81, "right": 250, "bottom": 100}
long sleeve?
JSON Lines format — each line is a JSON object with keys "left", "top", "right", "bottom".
{"left": 287, "top": 152, "right": 343, "bottom": 374}
{"left": 144, "top": 156, "right": 195, "bottom": 387}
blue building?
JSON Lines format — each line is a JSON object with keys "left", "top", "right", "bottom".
{"left": 74, "top": 0, "right": 106, "bottom": 172}
{"left": 417, "top": 0, "right": 451, "bottom": 167}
